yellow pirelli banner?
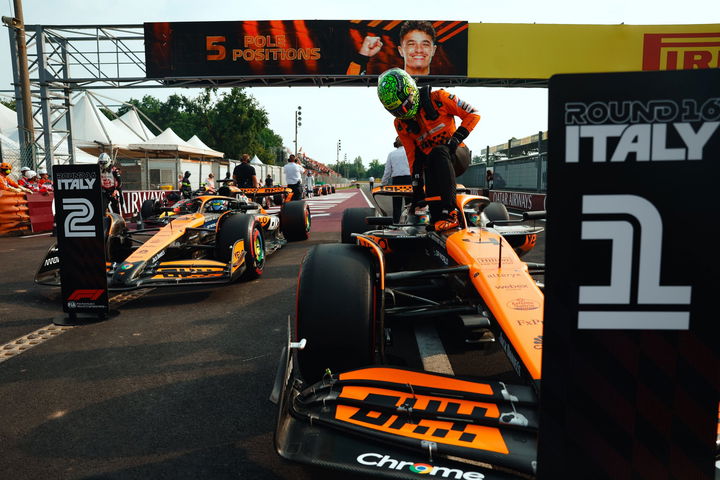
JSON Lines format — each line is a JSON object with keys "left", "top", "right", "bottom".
{"left": 468, "top": 23, "right": 720, "bottom": 79}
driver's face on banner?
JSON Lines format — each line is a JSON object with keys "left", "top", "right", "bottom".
{"left": 398, "top": 30, "right": 437, "bottom": 75}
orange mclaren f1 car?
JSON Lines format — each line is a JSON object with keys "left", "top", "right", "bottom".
{"left": 36, "top": 194, "right": 311, "bottom": 291}
{"left": 272, "top": 185, "right": 546, "bottom": 479}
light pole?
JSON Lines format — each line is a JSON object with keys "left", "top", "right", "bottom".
{"left": 336, "top": 139, "right": 342, "bottom": 177}
{"left": 294, "top": 106, "right": 302, "bottom": 156}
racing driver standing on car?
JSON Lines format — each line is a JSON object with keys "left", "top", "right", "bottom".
{"left": 377, "top": 68, "right": 479, "bottom": 231}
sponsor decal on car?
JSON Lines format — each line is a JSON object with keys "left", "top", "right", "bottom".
{"left": 507, "top": 298, "right": 541, "bottom": 310}
{"left": 43, "top": 256, "right": 59, "bottom": 267}
{"left": 494, "top": 283, "right": 529, "bottom": 290}
{"left": 335, "top": 387, "right": 508, "bottom": 454}
{"left": 356, "top": 452, "right": 486, "bottom": 479}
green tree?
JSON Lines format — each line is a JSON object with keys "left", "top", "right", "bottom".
{"left": 115, "top": 88, "right": 284, "bottom": 163}
{"left": 366, "top": 159, "right": 384, "bottom": 179}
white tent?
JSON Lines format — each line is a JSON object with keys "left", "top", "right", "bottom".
{"left": 0, "top": 104, "right": 17, "bottom": 135}
{"left": 129, "top": 127, "right": 207, "bottom": 156}
{"left": 250, "top": 155, "right": 264, "bottom": 165}
{"left": 186, "top": 135, "right": 224, "bottom": 158}
{"left": 71, "top": 93, "right": 143, "bottom": 149}
{"left": 111, "top": 109, "right": 155, "bottom": 142}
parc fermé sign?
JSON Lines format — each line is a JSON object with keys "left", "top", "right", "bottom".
{"left": 538, "top": 69, "right": 719, "bottom": 480}
{"left": 52, "top": 164, "right": 109, "bottom": 317}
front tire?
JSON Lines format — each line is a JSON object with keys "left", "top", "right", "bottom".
{"left": 215, "top": 214, "right": 265, "bottom": 281}
{"left": 341, "top": 207, "right": 376, "bottom": 244}
{"left": 280, "top": 200, "right": 310, "bottom": 241}
{"left": 296, "top": 244, "right": 377, "bottom": 384}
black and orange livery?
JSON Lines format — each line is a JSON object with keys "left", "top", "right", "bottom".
{"left": 36, "top": 195, "right": 311, "bottom": 291}
{"left": 273, "top": 186, "right": 546, "bottom": 479}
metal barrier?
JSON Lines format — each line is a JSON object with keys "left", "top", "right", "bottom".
{"left": 458, "top": 154, "right": 547, "bottom": 192}
{"left": 0, "top": 191, "right": 31, "bottom": 236}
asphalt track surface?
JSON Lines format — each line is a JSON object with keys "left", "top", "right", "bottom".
{"left": 0, "top": 187, "right": 545, "bottom": 479}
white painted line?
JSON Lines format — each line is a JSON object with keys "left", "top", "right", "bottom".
{"left": 312, "top": 213, "right": 330, "bottom": 217}
{"left": 20, "top": 232, "right": 52, "bottom": 238}
{"left": 359, "top": 188, "right": 375, "bottom": 208}
{"left": 414, "top": 320, "right": 454, "bottom": 375}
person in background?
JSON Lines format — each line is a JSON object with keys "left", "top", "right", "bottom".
{"left": 486, "top": 169, "right": 494, "bottom": 189}
{"left": 177, "top": 173, "right": 184, "bottom": 190}
{"left": 233, "top": 153, "right": 258, "bottom": 189}
{"left": 19, "top": 170, "right": 40, "bottom": 193}
{"left": 283, "top": 154, "right": 305, "bottom": 201}
{"left": 180, "top": 171, "right": 193, "bottom": 199}
{"left": 265, "top": 174, "right": 274, "bottom": 187}
{"left": 377, "top": 67, "right": 479, "bottom": 232}
{"left": 205, "top": 172, "right": 216, "bottom": 193}
{"left": 305, "top": 171, "right": 315, "bottom": 198}
{"left": 381, "top": 136, "right": 412, "bottom": 222}
{"left": 37, "top": 169, "right": 53, "bottom": 192}
{"left": 99, "top": 152, "right": 123, "bottom": 213}
{"left": 0, "top": 163, "right": 32, "bottom": 193}
{"left": 368, "top": 176, "right": 375, "bottom": 191}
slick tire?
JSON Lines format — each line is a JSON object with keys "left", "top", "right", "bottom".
{"left": 280, "top": 200, "right": 310, "bottom": 242}
{"left": 215, "top": 214, "right": 265, "bottom": 281}
{"left": 296, "top": 244, "right": 376, "bottom": 384}
{"left": 340, "top": 207, "right": 376, "bottom": 244}
{"left": 140, "top": 199, "right": 160, "bottom": 220}
{"left": 484, "top": 201, "right": 510, "bottom": 222}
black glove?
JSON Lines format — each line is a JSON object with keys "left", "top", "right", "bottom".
{"left": 447, "top": 135, "right": 461, "bottom": 154}
{"left": 447, "top": 127, "right": 469, "bottom": 154}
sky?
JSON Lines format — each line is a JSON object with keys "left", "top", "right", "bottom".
{"left": 0, "top": 0, "right": 717, "bottom": 167}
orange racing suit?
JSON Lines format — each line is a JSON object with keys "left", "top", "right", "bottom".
{"left": 393, "top": 88, "right": 480, "bottom": 220}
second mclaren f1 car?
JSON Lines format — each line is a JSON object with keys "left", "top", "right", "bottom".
{"left": 272, "top": 184, "right": 546, "bottom": 479}
{"left": 36, "top": 194, "right": 311, "bottom": 291}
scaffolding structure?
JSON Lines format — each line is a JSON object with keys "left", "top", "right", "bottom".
{"left": 7, "top": 23, "right": 547, "bottom": 170}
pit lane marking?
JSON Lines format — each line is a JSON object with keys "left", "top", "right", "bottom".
{"left": 0, "top": 288, "right": 155, "bottom": 364}
{"left": 0, "top": 325, "right": 73, "bottom": 363}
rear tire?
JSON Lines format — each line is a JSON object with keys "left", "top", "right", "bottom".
{"left": 140, "top": 199, "right": 160, "bottom": 220}
{"left": 341, "top": 207, "right": 376, "bottom": 244}
{"left": 484, "top": 201, "right": 510, "bottom": 222}
{"left": 296, "top": 244, "right": 376, "bottom": 384}
{"left": 215, "top": 214, "right": 265, "bottom": 280}
{"left": 280, "top": 200, "right": 310, "bottom": 241}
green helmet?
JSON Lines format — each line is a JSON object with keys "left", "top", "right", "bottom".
{"left": 377, "top": 68, "right": 419, "bottom": 119}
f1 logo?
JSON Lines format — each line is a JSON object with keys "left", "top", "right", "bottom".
{"left": 578, "top": 194, "right": 691, "bottom": 330}
{"left": 67, "top": 289, "right": 104, "bottom": 301}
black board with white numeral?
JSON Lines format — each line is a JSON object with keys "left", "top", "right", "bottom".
{"left": 538, "top": 69, "right": 719, "bottom": 480}
{"left": 52, "top": 164, "right": 108, "bottom": 317}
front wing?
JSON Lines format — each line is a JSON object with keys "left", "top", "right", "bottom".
{"left": 276, "top": 352, "right": 537, "bottom": 479}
